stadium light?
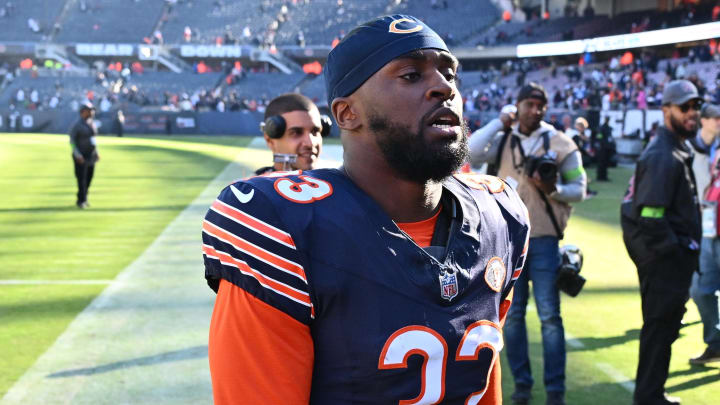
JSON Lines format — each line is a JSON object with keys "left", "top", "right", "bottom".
{"left": 516, "top": 21, "right": 720, "bottom": 58}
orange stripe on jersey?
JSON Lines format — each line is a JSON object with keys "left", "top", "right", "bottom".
{"left": 478, "top": 289, "right": 513, "bottom": 405}
{"left": 211, "top": 199, "right": 296, "bottom": 249}
{"left": 478, "top": 356, "right": 503, "bottom": 405}
{"left": 203, "top": 220, "right": 307, "bottom": 282}
{"left": 512, "top": 268, "right": 523, "bottom": 280}
{"left": 202, "top": 244, "right": 312, "bottom": 307}
{"left": 396, "top": 206, "right": 442, "bottom": 248}
{"left": 210, "top": 280, "right": 313, "bottom": 405}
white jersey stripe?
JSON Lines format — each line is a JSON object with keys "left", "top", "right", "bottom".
{"left": 212, "top": 199, "right": 296, "bottom": 250}
{"left": 203, "top": 223, "right": 307, "bottom": 283}
{"left": 203, "top": 247, "right": 311, "bottom": 308}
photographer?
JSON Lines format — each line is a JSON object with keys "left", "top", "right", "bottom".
{"left": 256, "top": 93, "right": 329, "bottom": 175}
{"left": 469, "top": 82, "right": 586, "bottom": 405}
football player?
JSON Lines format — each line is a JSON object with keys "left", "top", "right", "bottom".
{"left": 256, "top": 93, "right": 328, "bottom": 175}
{"left": 203, "top": 15, "right": 529, "bottom": 404}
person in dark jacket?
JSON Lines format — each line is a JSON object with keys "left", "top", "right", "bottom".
{"left": 621, "top": 80, "right": 703, "bottom": 405}
{"left": 595, "top": 116, "right": 613, "bottom": 181}
{"left": 69, "top": 102, "right": 99, "bottom": 208}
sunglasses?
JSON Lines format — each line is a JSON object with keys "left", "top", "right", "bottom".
{"left": 678, "top": 100, "right": 704, "bottom": 113}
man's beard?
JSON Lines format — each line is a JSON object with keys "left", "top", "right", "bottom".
{"left": 669, "top": 114, "right": 698, "bottom": 139}
{"left": 369, "top": 110, "right": 469, "bottom": 183}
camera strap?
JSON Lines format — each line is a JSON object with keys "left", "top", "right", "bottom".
{"left": 486, "top": 129, "right": 511, "bottom": 176}
{"left": 510, "top": 130, "right": 551, "bottom": 172}
{"left": 535, "top": 186, "right": 564, "bottom": 240}
{"left": 510, "top": 135, "right": 526, "bottom": 172}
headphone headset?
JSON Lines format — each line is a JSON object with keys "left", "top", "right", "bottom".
{"left": 261, "top": 113, "right": 333, "bottom": 139}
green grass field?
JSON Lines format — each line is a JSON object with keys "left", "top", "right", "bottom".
{"left": 500, "top": 168, "right": 720, "bottom": 404}
{"left": 0, "top": 133, "right": 265, "bottom": 397}
{"left": 1, "top": 133, "right": 718, "bottom": 403}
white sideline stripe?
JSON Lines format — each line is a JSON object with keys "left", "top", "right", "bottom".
{"left": 0, "top": 280, "right": 114, "bottom": 285}
{"left": 564, "top": 330, "right": 585, "bottom": 349}
{"left": 2, "top": 145, "right": 345, "bottom": 405}
{"left": 526, "top": 304, "right": 634, "bottom": 391}
{"left": 596, "top": 363, "right": 636, "bottom": 392}
{"left": 202, "top": 225, "right": 307, "bottom": 283}
{"left": 1, "top": 158, "right": 244, "bottom": 404}
{"left": 211, "top": 200, "right": 296, "bottom": 250}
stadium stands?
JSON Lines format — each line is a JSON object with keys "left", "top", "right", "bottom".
{"left": 159, "top": 0, "right": 500, "bottom": 46}
{"left": 227, "top": 71, "right": 306, "bottom": 98}
{"left": 1, "top": 0, "right": 718, "bottom": 120}
{"left": 463, "top": 3, "right": 718, "bottom": 47}
{"left": 396, "top": 0, "right": 499, "bottom": 45}
{"left": 460, "top": 58, "right": 719, "bottom": 120}
{"left": 0, "top": 0, "right": 67, "bottom": 41}
{"left": 161, "top": 0, "right": 275, "bottom": 45}
{"left": 54, "top": 0, "right": 166, "bottom": 43}
{"left": 273, "top": 0, "right": 390, "bottom": 46}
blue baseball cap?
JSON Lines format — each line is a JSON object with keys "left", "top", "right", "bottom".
{"left": 324, "top": 15, "right": 449, "bottom": 105}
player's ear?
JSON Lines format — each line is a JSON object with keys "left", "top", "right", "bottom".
{"left": 332, "top": 97, "right": 360, "bottom": 131}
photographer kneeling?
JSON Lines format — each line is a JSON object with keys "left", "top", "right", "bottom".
{"left": 469, "top": 83, "right": 586, "bottom": 405}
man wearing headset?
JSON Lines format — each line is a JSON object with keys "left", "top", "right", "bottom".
{"left": 256, "top": 93, "right": 330, "bottom": 175}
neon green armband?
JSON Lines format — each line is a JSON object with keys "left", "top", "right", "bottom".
{"left": 641, "top": 206, "right": 665, "bottom": 218}
{"left": 561, "top": 166, "right": 586, "bottom": 182}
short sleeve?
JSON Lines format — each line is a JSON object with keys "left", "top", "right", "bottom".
{"left": 202, "top": 181, "right": 314, "bottom": 324}
{"left": 634, "top": 151, "right": 678, "bottom": 208}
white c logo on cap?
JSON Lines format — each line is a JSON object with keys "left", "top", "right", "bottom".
{"left": 389, "top": 18, "right": 423, "bottom": 34}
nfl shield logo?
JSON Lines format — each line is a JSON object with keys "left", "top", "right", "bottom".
{"left": 439, "top": 271, "right": 459, "bottom": 301}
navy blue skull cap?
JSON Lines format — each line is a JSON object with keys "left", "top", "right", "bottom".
{"left": 324, "top": 15, "right": 449, "bottom": 105}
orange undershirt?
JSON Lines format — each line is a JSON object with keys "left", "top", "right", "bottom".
{"left": 209, "top": 207, "right": 514, "bottom": 404}
{"left": 396, "top": 207, "right": 442, "bottom": 248}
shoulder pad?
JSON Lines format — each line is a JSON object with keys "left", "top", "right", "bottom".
{"left": 454, "top": 172, "right": 529, "bottom": 230}
{"left": 244, "top": 170, "right": 335, "bottom": 205}
{"left": 453, "top": 172, "right": 506, "bottom": 193}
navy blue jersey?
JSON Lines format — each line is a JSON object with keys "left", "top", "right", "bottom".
{"left": 203, "top": 168, "right": 529, "bottom": 404}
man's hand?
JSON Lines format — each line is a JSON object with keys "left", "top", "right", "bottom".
{"left": 499, "top": 104, "right": 517, "bottom": 130}
{"left": 74, "top": 154, "right": 85, "bottom": 164}
{"left": 500, "top": 113, "right": 515, "bottom": 129}
{"left": 530, "top": 171, "right": 557, "bottom": 194}
{"left": 94, "top": 152, "right": 100, "bottom": 162}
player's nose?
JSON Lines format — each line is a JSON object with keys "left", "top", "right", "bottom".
{"left": 425, "top": 70, "right": 455, "bottom": 102}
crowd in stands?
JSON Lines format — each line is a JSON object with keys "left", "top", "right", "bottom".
{"left": 1, "top": 1, "right": 719, "bottom": 125}
{"left": 0, "top": 0, "right": 717, "bottom": 51}
{"left": 461, "top": 44, "right": 720, "bottom": 119}
{"left": 0, "top": 61, "right": 296, "bottom": 115}
{"left": 477, "top": 1, "right": 720, "bottom": 47}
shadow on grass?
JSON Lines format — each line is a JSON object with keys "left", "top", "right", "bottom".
{"left": 575, "top": 285, "right": 639, "bottom": 295}
{"left": 572, "top": 381, "right": 633, "bottom": 402}
{"left": 46, "top": 345, "right": 207, "bottom": 378}
{"left": 569, "top": 328, "right": 640, "bottom": 352}
{"left": 670, "top": 364, "right": 720, "bottom": 378}
{"left": 1, "top": 295, "right": 97, "bottom": 320}
{"left": 0, "top": 205, "right": 191, "bottom": 213}
{"left": 104, "top": 175, "right": 218, "bottom": 181}
{"left": 568, "top": 318, "right": 701, "bottom": 353}
{"left": 666, "top": 368, "right": 720, "bottom": 392}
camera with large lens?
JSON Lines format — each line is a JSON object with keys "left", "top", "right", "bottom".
{"left": 556, "top": 245, "right": 586, "bottom": 297}
{"left": 524, "top": 154, "right": 558, "bottom": 182}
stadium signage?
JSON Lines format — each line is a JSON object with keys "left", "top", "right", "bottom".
{"left": 176, "top": 117, "right": 196, "bottom": 129}
{"left": 516, "top": 21, "right": 720, "bottom": 58}
{"left": 179, "top": 45, "right": 243, "bottom": 58}
{"left": 75, "top": 43, "right": 135, "bottom": 57}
